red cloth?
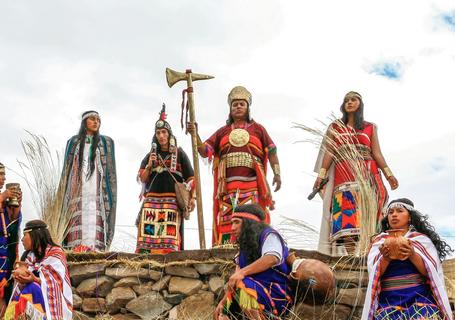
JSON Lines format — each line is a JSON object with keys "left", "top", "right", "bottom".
{"left": 204, "top": 121, "right": 276, "bottom": 245}
{"left": 331, "top": 122, "right": 388, "bottom": 221}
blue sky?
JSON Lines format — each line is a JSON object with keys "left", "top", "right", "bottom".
{"left": 1, "top": 0, "right": 454, "bottom": 255}
{"left": 368, "top": 61, "right": 403, "bottom": 80}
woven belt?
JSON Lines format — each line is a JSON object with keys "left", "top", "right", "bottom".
{"left": 381, "top": 273, "right": 426, "bottom": 291}
{"left": 335, "top": 144, "right": 373, "bottom": 162}
{"left": 221, "top": 152, "right": 260, "bottom": 169}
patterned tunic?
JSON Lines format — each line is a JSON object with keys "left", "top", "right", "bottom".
{"left": 203, "top": 121, "right": 276, "bottom": 245}
{"left": 0, "top": 207, "right": 21, "bottom": 302}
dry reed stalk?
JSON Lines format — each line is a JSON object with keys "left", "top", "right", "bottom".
{"left": 278, "top": 216, "right": 320, "bottom": 250}
{"left": 17, "top": 131, "right": 74, "bottom": 244}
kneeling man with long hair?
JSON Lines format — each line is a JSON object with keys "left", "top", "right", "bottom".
{"left": 214, "top": 204, "right": 293, "bottom": 319}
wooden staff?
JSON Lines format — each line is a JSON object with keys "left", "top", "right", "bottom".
{"left": 165, "top": 67, "right": 214, "bottom": 249}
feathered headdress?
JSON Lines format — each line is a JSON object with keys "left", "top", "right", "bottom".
{"left": 155, "top": 103, "right": 172, "bottom": 134}
{"left": 154, "top": 103, "right": 177, "bottom": 154}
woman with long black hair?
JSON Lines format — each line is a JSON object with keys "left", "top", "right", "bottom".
{"left": 61, "top": 110, "right": 117, "bottom": 252}
{"left": 362, "top": 198, "right": 453, "bottom": 319}
{"left": 5, "top": 220, "right": 72, "bottom": 320}
{"left": 313, "top": 91, "right": 399, "bottom": 255}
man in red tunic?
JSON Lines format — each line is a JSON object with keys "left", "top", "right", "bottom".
{"left": 189, "top": 86, "right": 281, "bottom": 245}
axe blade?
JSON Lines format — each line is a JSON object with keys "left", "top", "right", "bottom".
{"left": 166, "top": 67, "right": 214, "bottom": 88}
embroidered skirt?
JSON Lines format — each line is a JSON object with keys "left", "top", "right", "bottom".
{"left": 136, "top": 192, "right": 182, "bottom": 254}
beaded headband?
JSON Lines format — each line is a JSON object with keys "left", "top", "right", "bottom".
{"left": 23, "top": 225, "right": 48, "bottom": 233}
{"left": 344, "top": 91, "right": 362, "bottom": 101}
{"left": 82, "top": 111, "right": 100, "bottom": 121}
{"left": 385, "top": 201, "right": 414, "bottom": 215}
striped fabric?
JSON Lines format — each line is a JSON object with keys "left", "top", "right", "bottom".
{"left": 25, "top": 246, "right": 73, "bottom": 319}
{"left": 381, "top": 273, "right": 426, "bottom": 291}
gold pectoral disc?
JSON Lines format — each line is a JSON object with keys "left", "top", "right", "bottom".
{"left": 229, "top": 128, "right": 250, "bottom": 147}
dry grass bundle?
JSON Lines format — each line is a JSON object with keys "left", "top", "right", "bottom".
{"left": 294, "top": 116, "right": 381, "bottom": 257}
{"left": 17, "top": 131, "right": 74, "bottom": 244}
{"left": 278, "top": 216, "right": 319, "bottom": 250}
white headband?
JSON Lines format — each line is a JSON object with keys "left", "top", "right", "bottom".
{"left": 385, "top": 201, "right": 414, "bottom": 215}
{"left": 82, "top": 112, "right": 100, "bottom": 121}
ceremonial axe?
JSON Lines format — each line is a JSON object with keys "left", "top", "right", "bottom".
{"left": 165, "top": 68, "right": 214, "bottom": 249}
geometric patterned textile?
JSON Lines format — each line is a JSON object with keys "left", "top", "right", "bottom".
{"left": 331, "top": 186, "right": 361, "bottom": 242}
{"left": 136, "top": 192, "right": 182, "bottom": 254}
{"left": 217, "top": 187, "right": 259, "bottom": 245}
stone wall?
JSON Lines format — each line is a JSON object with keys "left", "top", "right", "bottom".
{"left": 68, "top": 249, "right": 455, "bottom": 320}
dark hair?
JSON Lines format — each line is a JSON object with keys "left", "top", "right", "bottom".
{"left": 226, "top": 102, "right": 253, "bottom": 125}
{"left": 340, "top": 93, "right": 364, "bottom": 130}
{"left": 235, "top": 204, "right": 268, "bottom": 265}
{"left": 381, "top": 198, "right": 454, "bottom": 261}
{"left": 24, "top": 220, "right": 59, "bottom": 261}
{"left": 77, "top": 110, "right": 100, "bottom": 180}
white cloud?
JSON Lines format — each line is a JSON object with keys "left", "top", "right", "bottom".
{"left": 1, "top": 0, "right": 455, "bottom": 255}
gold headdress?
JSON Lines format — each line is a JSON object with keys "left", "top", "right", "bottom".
{"left": 228, "top": 86, "right": 252, "bottom": 106}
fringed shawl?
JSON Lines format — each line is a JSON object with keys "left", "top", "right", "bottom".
{"left": 25, "top": 246, "right": 73, "bottom": 320}
{"left": 362, "top": 231, "right": 453, "bottom": 320}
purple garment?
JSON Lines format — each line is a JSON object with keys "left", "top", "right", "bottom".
{"left": 237, "top": 227, "right": 293, "bottom": 317}
{"left": 375, "top": 259, "right": 440, "bottom": 319}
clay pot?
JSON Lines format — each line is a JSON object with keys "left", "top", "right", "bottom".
{"left": 286, "top": 253, "right": 336, "bottom": 304}
{"left": 384, "top": 229, "right": 409, "bottom": 260}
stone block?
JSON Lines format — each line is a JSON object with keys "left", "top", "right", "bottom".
{"left": 334, "top": 269, "right": 368, "bottom": 288}
{"left": 174, "top": 291, "right": 215, "bottom": 320}
{"left": 132, "top": 281, "right": 154, "bottom": 296}
{"left": 208, "top": 275, "right": 225, "bottom": 296}
{"left": 77, "top": 276, "right": 114, "bottom": 298}
{"left": 113, "top": 277, "right": 142, "bottom": 288}
{"left": 126, "top": 291, "right": 172, "bottom": 319}
{"left": 151, "top": 275, "right": 171, "bottom": 291}
{"left": 194, "top": 263, "right": 220, "bottom": 275}
{"left": 163, "top": 290, "right": 186, "bottom": 305}
{"left": 168, "top": 276, "right": 203, "bottom": 295}
{"left": 82, "top": 298, "right": 107, "bottom": 313}
{"left": 105, "top": 267, "right": 150, "bottom": 280}
{"left": 165, "top": 265, "right": 199, "bottom": 279}
{"left": 73, "top": 293, "right": 83, "bottom": 310}
{"left": 336, "top": 287, "right": 366, "bottom": 307}
{"left": 70, "top": 264, "right": 106, "bottom": 286}
{"left": 106, "top": 287, "right": 137, "bottom": 314}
